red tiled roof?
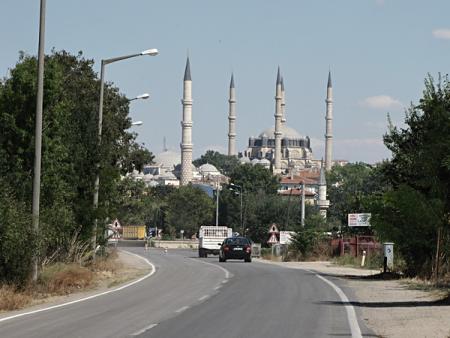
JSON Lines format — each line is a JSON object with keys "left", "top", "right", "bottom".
{"left": 280, "top": 176, "right": 318, "bottom": 185}
{"left": 279, "top": 188, "right": 315, "bottom": 196}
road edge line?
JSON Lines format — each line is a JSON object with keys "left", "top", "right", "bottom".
{"left": 306, "top": 269, "right": 362, "bottom": 338}
{"left": 190, "top": 258, "right": 232, "bottom": 279}
{"left": 0, "top": 250, "right": 155, "bottom": 323}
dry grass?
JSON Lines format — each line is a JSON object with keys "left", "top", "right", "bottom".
{"left": 0, "top": 285, "right": 32, "bottom": 311}
{"left": 0, "top": 249, "right": 129, "bottom": 312}
{"left": 39, "top": 263, "right": 94, "bottom": 295}
{"left": 90, "top": 250, "right": 122, "bottom": 274}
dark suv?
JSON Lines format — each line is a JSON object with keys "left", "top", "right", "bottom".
{"left": 219, "top": 237, "right": 252, "bottom": 263}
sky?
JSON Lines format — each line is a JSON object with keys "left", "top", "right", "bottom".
{"left": 1, "top": 0, "right": 450, "bottom": 164}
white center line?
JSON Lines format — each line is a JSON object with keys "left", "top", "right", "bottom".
{"left": 130, "top": 323, "right": 158, "bottom": 336}
{"left": 175, "top": 305, "right": 189, "bottom": 313}
{"left": 214, "top": 285, "right": 222, "bottom": 290}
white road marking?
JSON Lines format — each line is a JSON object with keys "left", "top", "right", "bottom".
{"left": 221, "top": 279, "right": 228, "bottom": 284}
{"left": 306, "top": 270, "right": 363, "bottom": 338}
{"left": 191, "top": 258, "right": 232, "bottom": 279}
{"left": 0, "top": 250, "right": 156, "bottom": 323}
{"left": 214, "top": 285, "right": 222, "bottom": 290}
{"left": 175, "top": 306, "right": 189, "bottom": 313}
{"left": 198, "top": 295, "right": 210, "bottom": 301}
{"left": 130, "top": 323, "right": 158, "bottom": 336}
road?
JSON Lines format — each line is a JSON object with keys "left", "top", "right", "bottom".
{"left": 0, "top": 245, "right": 372, "bottom": 338}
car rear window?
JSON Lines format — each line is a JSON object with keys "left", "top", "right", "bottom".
{"left": 225, "top": 238, "right": 250, "bottom": 245}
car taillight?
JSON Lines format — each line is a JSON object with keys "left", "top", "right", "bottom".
{"left": 245, "top": 245, "right": 251, "bottom": 253}
{"left": 224, "top": 246, "right": 229, "bottom": 251}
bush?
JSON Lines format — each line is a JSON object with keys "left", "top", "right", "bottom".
{"left": 290, "top": 228, "right": 327, "bottom": 260}
{"left": 39, "top": 263, "right": 93, "bottom": 295}
{"left": 0, "top": 285, "right": 32, "bottom": 311}
{"left": 0, "top": 187, "right": 36, "bottom": 286}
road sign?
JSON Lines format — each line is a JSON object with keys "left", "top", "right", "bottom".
{"left": 348, "top": 213, "right": 371, "bottom": 227}
{"left": 268, "top": 223, "right": 279, "bottom": 234}
{"left": 267, "top": 233, "right": 278, "bottom": 244}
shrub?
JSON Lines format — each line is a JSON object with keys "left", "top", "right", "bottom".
{"left": 39, "top": 263, "right": 93, "bottom": 295}
{"left": 0, "top": 186, "right": 35, "bottom": 286}
{"left": 0, "top": 285, "right": 32, "bottom": 311}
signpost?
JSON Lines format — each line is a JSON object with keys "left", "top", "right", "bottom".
{"left": 348, "top": 213, "right": 371, "bottom": 227}
{"left": 267, "top": 223, "right": 279, "bottom": 245}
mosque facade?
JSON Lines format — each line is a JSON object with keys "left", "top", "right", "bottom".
{"left": 133, "top": 58, "right": 336, "bottom": 216}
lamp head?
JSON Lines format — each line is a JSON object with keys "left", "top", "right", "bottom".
{"left": 141, "top": 49, "right": 159, "bottom": 56}
{"left": 137, "top": 93, "right": 150, "bottom": 100}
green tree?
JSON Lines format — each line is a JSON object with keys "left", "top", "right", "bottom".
{"left": 229, "top": 163, "right": 279, "bottom": 195}
{"left": 372, "top": 75, "right": 450, "bottom": 276}
{"left": 327, "top": 162, "right": 387, "bottom": 232}
{"left": 193, "top": 150, "right": 240, "bottom": 175}
{"left": 165, "top": 186, "right": 215, "bottom": 238}
{"left": 0, "top": 50, "right": 153, "bottom": 283}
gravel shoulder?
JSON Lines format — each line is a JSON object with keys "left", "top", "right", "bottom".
{"left": 256, "top": 259, "right": 450, "bottom": 338}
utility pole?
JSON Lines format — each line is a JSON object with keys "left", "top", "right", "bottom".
{"left": 31, "top": 0, "right": 46, "bottom": 281}
{"left": 215, "top": 178, "right": 220, "bottom": 226}
{"left": 301, "top": 181, "right": 305, "bottom": 227}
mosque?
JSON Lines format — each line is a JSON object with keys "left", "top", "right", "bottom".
{"left": 135, "top": 57, "right": 337, "bottom": 216}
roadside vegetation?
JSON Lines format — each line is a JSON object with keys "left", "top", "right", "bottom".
{"left": 0, "top": 50, "right": 152, "bottom": 288}
{"left": 0, "top": 249, "right": 127, "bottom": 312}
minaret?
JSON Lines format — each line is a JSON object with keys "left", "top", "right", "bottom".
{"left": 227, "top": 73, "right": 236, "bottom": 156}
{"left": 317, "top": 160, "right": 330, "bottom": 217}
{"left": 180, "top": 57, "right": 193, "bottom": 185}
{"left": 281, "top": 76, "right": 286, "bottom": 125}
{"left": 324, "top": 71, "right": 333, "bottom": 171}
{"left": 274, "top": 67, "right": 282, "bottom": 173}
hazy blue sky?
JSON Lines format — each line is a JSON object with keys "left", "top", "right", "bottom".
{"left": 1, "top": 0, "right": 450, "bottom": 163}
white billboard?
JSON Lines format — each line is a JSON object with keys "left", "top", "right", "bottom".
{"left": 348, "top": 213, "right": 371, "bottom": 227}
{"left": 279, "top": 231, "right": 296, "bottom": 244}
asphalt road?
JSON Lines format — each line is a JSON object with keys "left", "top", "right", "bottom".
{"left": 0, "top": 245, "right": 373, "bottom": 338}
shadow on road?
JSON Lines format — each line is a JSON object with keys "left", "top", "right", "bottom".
{"left": 318, "top": 295, "right": 450, "bottom": 308}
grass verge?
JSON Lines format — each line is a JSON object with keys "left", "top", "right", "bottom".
{"left": 0, "top": 249, "right": 141, "bottom": 312}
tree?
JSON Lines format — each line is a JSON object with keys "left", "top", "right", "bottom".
{"left": 372, "top": 75, "right": 450, "bottom": 276}
{"left": 229, "top": 163, "right": 279, "bottom": 195}
{"left": 327, "top": 162, "right": 387, "bottom": 232}
{"left": 0, "top": 50, "right": 153, "bottom": 283}
{"left": 193, "top": 150, "right": 240, "bottom": 175}
{"left": 165, "top": 186, "right": 215, "bottom": 238}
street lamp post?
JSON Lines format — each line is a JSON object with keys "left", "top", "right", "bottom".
{"left": 92, "top": 49, "right": 158, "bottom": 256}
{"left": 230, "top": 183, "right": 243, "bottom": 235}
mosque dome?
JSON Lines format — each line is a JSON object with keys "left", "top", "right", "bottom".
{"left": 239, "top": 156, "right": 251, "bottom": 164}
{"left": 154, "top": 150, "right": 180, "bottom": 169}
{"left": 198, "top": 163, "right": 220, "bottom": 175}
{"left": 258, "top": 125, "right": 303, "bottom": 139}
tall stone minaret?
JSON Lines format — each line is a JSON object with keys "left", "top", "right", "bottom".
{"left": 227, "top": 73, "right": 236, "bottom": 156}
{"left": 317, "top": 160, "right": 330, "bottom": 217}
{"left": 281, "top": 76, "right": 286, "bottom": 126}
{"left": 324, "top": 71, "right": 333, "bottom": 171}
{"left": 274, "top": 67, "right": 282, "bottom": 173}
{"left": 180, "top": 57, "right": 193, "bottom": 185}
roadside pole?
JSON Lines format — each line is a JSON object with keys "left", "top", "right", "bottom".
{"left": 31, "top": 0, "right": 46, "bottom": 281}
